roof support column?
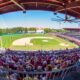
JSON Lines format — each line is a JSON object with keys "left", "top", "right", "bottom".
{"left": 10, "top": 0, "right": 26, "bottom": 12}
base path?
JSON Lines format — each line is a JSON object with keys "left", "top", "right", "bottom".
{"left": 59, "top": 43, "right": 69, "bottom": 47}
{"left": 12, "top": 37, "right": 53, "bottom": 46}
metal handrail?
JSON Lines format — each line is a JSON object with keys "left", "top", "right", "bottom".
{"left": 0, "top": 61, "right": 79, "bottom": 75}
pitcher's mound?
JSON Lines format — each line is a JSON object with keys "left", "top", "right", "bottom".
{"left": 42, "top": 40, "right": 48, "bottom": 42}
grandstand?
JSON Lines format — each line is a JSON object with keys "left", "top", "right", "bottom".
{"left": 0, "top": 48, "right": 79, "bottom": 80}
{"left": 64, "top": 28, "right": 80, "bottom": 32}
{"left": 60, "top": 28, "right": 80, "bottom": 45}
{"left": 0, "top": 0, "right": 80, "bottom": 80}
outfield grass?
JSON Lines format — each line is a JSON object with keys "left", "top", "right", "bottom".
{"left": 0, "top": 33, "right": 78, "bottom": 50}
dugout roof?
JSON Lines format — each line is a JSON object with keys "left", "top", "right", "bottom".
{"left": 0, "top": 0, "right": 80, "bottom": 18}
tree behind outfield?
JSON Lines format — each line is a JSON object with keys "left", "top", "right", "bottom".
{"left": 28, "top": 27, "right": 36, "bottom": 31}
{"left": 44, "top": 28, "right": 53, "bottom": 33}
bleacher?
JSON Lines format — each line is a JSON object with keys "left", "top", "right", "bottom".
{"left": 0, "top": 48, "right": 79, "bottom": 80}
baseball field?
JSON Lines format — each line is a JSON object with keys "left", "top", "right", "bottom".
{"left": 0, "top": 33, "right": 78, "bottom": 50}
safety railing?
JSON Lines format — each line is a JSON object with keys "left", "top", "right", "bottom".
{"left": 0, "top": 61, "right": 79, "bottom": 80}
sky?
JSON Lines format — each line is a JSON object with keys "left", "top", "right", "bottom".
{"left": 0, "top": 10, "right": 79, "bottom": 29}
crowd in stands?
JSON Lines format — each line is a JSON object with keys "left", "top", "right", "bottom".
{"left": 63, "top": 32, "right": 80, "bottom": 40}
{"left": 67, "top": 35, "right": 80, "bottom": 40}
{"left": 0, "top": 48, "right": 79, "bottom": 80}
{"left": 54, "top": 32, "right": 80, "bottom": 46}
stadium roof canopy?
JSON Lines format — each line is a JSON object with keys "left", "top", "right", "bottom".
{"left": 0, "top": 0, "right": 80, "bottom": 18}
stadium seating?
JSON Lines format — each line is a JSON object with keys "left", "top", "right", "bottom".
{"left": 0, "top": 48, "right": 79, "bottom": 80}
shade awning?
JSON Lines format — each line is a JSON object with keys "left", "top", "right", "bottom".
{"left": 0, "top": 0, "right": 80, "bottom": 18}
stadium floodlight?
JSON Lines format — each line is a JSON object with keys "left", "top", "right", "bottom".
{"left": 23, "top": 11, "right": 26, "bottom": 14}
